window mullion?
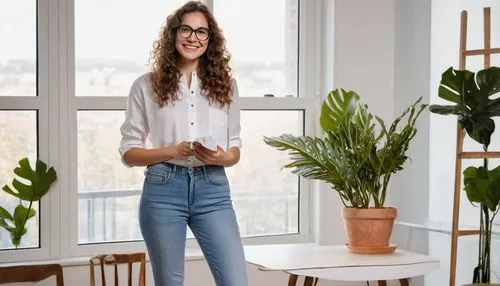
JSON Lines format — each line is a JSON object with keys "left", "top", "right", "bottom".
{"left": 57, "top": 0, "right": 76, "bottom": 259}
{"left": 37, "top": 0, "right": 53, "bottom": 260}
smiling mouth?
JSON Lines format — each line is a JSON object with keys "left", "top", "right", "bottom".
{"left": 183, "top": 44, "right": 200, "bottom": 50}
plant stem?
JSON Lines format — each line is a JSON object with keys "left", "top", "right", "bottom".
{"left": 380, "top": 174, "right": 391, "bottom": 208}
{"left": 475, "top": 204, "right": 491, "bottom": 283}
{"left": 23, "top": 200, "right": 33, "bottom": 229}
{"left": 18, "top": 200, "right": 34, "bottom": 249}
{"left": 474, "top": 156, "right": 491, "bottom": 283}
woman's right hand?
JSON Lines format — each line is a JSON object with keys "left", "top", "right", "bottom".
{"left": 168, "top": 141, "right": 193, "bottom": 160}
{"left": 122, "top": 141, "right": 193, "bottom": 167}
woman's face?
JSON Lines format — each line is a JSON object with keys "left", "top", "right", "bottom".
{"left": 175, "top": 11, "right": 210, "bottom": 63}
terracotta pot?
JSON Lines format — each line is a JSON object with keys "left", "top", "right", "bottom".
{"left": 342, "top": 207, "right": 397, "bottom": 254}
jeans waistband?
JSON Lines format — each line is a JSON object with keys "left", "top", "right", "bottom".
{"left": 147, "top": 162, "right": 222, "bottom": 175}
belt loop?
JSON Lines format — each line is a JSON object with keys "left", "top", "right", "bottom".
{"left": 172, "top": 163, "right": 177, "bottom": 174}
{"left": 202, "top": 165, "right": 208, "bottom": 179}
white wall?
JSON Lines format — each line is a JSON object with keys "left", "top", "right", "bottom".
{"left": 389, "top": 6, "right": 432, "bottom": 286}
{"left": 427, "top": 1, "right": 500, "bottom": 285}
{"left": 391, "top": 0, "right": 431, "bottom": 226}
{"left": 429, "top": 0, "right": 500, "bottom": 232}
{"left": 390, "top": 2, "right": 433, "bottom": 285}
{"left": 333, "top": 0, "right": 395, "bottom": 121}
{"left": 316, "top": 0, "right": 397, "bottom": 246}
{"left": 330, "top": 1, "right": 436, "bottom": 286}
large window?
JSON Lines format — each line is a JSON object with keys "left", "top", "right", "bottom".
{"left": 214, "top": 0, "right": 298, "bottom": 98}
{"left": 73, "top": 0, "right": 306, "bottom": 248}
{"left": 0, "top": 1, "right": 39, "bottom": 250}
{"left": 74, "top": 0, "right": 188, "bottom": 245}
{"left": 228, "top": 111, "right": 302, "bottom": 236}
{"left": 0, "top": 0, "right": 317, "bottom": 261}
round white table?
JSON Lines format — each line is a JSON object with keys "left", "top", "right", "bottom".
{"left": 245, "top": 243, "right": 440, "bottom": 286}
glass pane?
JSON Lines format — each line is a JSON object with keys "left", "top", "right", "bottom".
{"left": 228, "top": 110, "right": 303, "bottom": 236}
{"left": 77, "top": 111, "right": 144, "bottom": 244}
{"left": 0, "top": 111, "right": 38, "bottom": 249}
{"left": 75, "top": 0, "right": 188, "bottom": 97}
{"left": 0, "top": 1, "right": 37, "bottom": 96}
{"left": 214, "top": 0, "right": 299, "bottom": 98}
{"left": 77, "top": 110, "right": 303, "bottom": 243}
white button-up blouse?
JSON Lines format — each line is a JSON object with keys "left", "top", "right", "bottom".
{"left": 119, "top": 72, "right": 242, "bottom": 167}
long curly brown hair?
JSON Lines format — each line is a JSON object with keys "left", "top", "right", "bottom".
{"left": 149, "top": 1, "right": 232, "bottom": 107}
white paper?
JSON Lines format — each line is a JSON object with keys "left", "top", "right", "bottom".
{"left": 196, "top": 136, "right": 218, "bottom": 151}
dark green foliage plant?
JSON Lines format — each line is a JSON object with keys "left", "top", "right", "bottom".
{"left": 0, "top": 158, "right": 57, "bottom": 248}
{"left": 264, "top": 89, "right": 426, "bottom": 209}
{"left": 429, "top": 66, "right": 500, "bottom": 284}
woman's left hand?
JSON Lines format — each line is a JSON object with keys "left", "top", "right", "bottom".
{"left": 192, "top": 142, "right": 235, "bottom": 167}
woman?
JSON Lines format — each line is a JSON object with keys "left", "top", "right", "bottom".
{"left": 119, "top": 1, "right": 248, "bottom": 285}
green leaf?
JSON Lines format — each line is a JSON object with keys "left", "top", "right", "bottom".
{"left": 461, "top": 116, "right": 495, "bottom": 147}
{"left": 486, "top": 166, "right": 500, "bottom": 212}
{"left": 264, "top": 133, "right": 370, "bottom": 207}
{"left": 13, "top": 204, "right": 35, "bottom": 231}
{"left": 429, "top": 66, "right": 500, "bottom": 148}
{"left": 2, "top": 157, "right": 57, "bottom": 202}
{"left": 320, "top": 89, "right": 360, "bottom": 133}
{"left": 0, "top": 207, "right": 15, "bottom": 236}
{"left": 10, "top": 228, "right": 27, "bottom": 248}
{"left": 463, "top": 166, "right": 500, "bottom": 212}
{"left": 0, "top": 218, "right": 13, "bottom": 230}
{"left": 0, "top": 206, "right": 13, "bottom": 221}
{"left": 428, "top": 105, "right": 462, "bottom": 115}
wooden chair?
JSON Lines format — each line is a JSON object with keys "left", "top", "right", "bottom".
{"left": 90, "top": 252, "right": 146, "bottom": 286}
{"left": 0, "top": 263, "right": 64, "bottom": 285}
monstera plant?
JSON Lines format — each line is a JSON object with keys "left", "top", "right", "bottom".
{"left": 429, "top": 66, "right": 500, "bottom": 284}
{"left": 0, "top": 158, "right": 57, "bottom": 248}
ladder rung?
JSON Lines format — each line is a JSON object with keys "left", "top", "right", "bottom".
{"left": 460, "top": 151, "right": 500, "bottom": 159}
{"left": 457, "top": 229, "right": 480, "bottom": 236}
{"left": 463, "top": 47, "right": 500, "bottom": 55}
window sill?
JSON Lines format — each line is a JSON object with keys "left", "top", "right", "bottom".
{"left": 1, "top": 248, "right": 205, "bottom": 268}
{"left": 395, "top": 220, "right": 500, "bottom": 237}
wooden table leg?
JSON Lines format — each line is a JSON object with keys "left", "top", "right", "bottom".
{"left": 313, "top": 277, "right": 319, "bottom": 286}
{"left": 376, "top": 279, "right": 410, "bottom": 286}
{"left": 399, "top": 278, "right": 410, "bottom": 286}
{"left": 303, "top": 276, "right": 315, "bottom": 286}
{"left": 288, "top": 274, "right": 298, "bottom": 286}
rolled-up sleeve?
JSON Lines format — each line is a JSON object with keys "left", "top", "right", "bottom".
{"left": 119, "top": 82, "right": 149, "bottom": 166}
{"left": 228, "top": 79, "right": 242, "bottom": 149}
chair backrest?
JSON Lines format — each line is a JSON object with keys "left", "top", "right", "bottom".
{"left": 89, "top": 252, "right": 146, "bottom": 286}
{"left": 0, "top": 263, "right": 64, "bottom": 285}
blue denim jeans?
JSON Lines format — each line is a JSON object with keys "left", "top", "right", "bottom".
{"left": 139, "top": 162, "right": 248, "bottom": 286}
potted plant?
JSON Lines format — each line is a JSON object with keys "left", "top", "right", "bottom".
{"left": 264, "top": 89, "right": 426, "bottom": 254}
{"left": 429, "top": 66, "right": 500, "bottom": 284}
{"left": 0, "top": 158, "right": 57, "bottom": 248}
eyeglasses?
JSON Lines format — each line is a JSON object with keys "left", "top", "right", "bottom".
{"left": 177, "top": 25, "right": 211, "bottom": 41}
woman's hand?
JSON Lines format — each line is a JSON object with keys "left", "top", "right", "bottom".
{"left": 192, "top": 142, "right": 239, "bottom": 167}
{"left": 169, "top": 141, "right": 194, "bottom": 160}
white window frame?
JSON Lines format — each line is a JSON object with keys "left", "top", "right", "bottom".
{"left": 0, "top": 0, "right": 59, "bottom": 262}
{"left": 0, "top": 0, "right": 322, "bottom": 262}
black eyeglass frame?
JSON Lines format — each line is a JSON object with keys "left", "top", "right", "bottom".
{"left": 177, "top": 24, "right": 211, "bottom": 41}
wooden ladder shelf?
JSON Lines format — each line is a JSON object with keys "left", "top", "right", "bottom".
{"left": 449, "top": 7, "right": 500, "bottom": 286}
